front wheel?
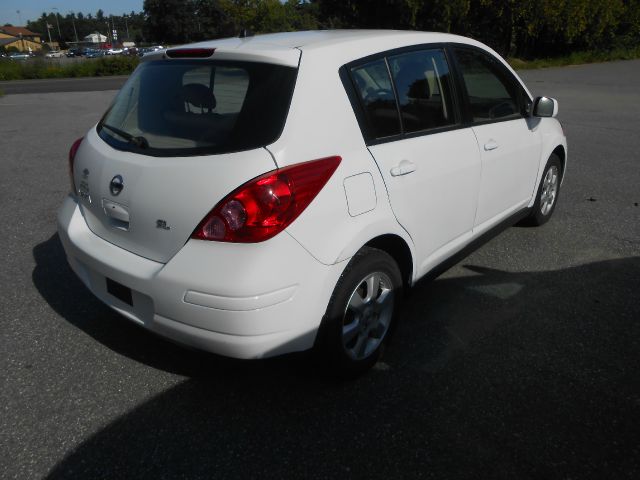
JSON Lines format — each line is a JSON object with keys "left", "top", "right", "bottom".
{"left": 523, "top": 153, "right": 562, "bottom": 226}
{"left": 317, "top": 247, "right": 402, "bottom": 376}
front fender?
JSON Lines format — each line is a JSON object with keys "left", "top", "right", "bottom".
{"left": 528, "top": 118, "right": 568, "bottom": 208}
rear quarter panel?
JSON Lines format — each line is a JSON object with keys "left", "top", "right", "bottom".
{"left": 267, "top": 46, "right": 416, "bottom": 269}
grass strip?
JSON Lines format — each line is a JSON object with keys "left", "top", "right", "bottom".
{"left": 508, "top": 47, "right": 640, "bottom": 70}
{"left": 0, "top": 56, "right": 140, "bottom": 81}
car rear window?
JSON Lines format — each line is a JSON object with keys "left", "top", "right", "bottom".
{"left": 97, "top": 59, "right": 297, "bottom": 156}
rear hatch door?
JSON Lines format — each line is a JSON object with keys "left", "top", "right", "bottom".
{"left": 74, "top": 131, "right": 276, "bottom": 263}
{"left": 72, "top": 56, "right": 297, "bottom": 263}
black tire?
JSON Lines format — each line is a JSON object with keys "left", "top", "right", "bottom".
{"left": 316, "top": 247, "right": 403, "bottom": 377}
{"left": 523, "top": 153, "right": 562, "bottom": 226}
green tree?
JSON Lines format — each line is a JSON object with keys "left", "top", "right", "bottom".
{"left": 143, "top": 0, "right": 200, "bottom": 43}
{"left": 188, "top": 0, "right": 320, "bottom": 38}
{"left": 314, "top": 0, "right": 421, "bottom": 29}
{"left": 19, "top": 0, "right": 637, "bottom": 57}
{"left": 618, "top": 0, "right": 640, "bottom": 46}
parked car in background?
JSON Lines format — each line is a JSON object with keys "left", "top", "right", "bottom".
{"left": 66, "top": 48, "right": 83, "bottom": 57}
{"left": 8, "top": 52, "right": 30, "bottom": 60}
{"left": 85, "top": 49, "right": 106, "bottom": 58}
{"left": 58, "top": 30, "right": 567, "bottom": 375}
{"left": 138, "top": 45, "right": 165, "bottom": 57}
{"left": 107, "top": 48, "right": 124, "bottom": 55}
{"left": 45, "top": 50, "right": 64, "bottom": 58}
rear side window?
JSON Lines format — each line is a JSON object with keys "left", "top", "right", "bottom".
{"left": 350, "top": 59, "right": 401, "bottom": 139}
{"left": 453, "top": 48, "right": 522, "bottom": 122}
{"left": 98, "top": 60, "right": 297, "bottom": 156}
{"left": 387, "top": 49, "right": 457, "bottom": 133}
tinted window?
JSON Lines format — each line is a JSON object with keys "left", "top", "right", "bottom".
{"left": 351, "top": 59, "right": 401, "bottom": 139}
{"left": 454, "top": 48, "right": 521, "bottom": 122}
{"left": 182, "top": 66, "right": 249, "bottom": 114}
{"left": 388, "top": 49, "right": 456, "bottom": 133}
{"left": 98, "top": 60, "right": 297, "bottom": 156}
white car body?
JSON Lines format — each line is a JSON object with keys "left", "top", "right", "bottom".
{"left": 57, "top": 30, "right": 567, "bottom": 362}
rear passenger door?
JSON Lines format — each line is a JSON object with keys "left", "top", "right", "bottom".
{"left": 451, "top": 46, "right": 541, "bottom": 230}
{"left": 348, "top": 48, "right": 482, "bottom": 277}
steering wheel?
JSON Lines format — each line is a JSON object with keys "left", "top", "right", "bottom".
{"left": 489, "top": 101, "right": 515, "bottom": 119}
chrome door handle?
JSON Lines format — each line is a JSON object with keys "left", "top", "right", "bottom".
{"left": 484, "top": 140, "right": 499, "bottom": 151}
{"left": 390, "top": 160, "right": 416, "bottom": 177}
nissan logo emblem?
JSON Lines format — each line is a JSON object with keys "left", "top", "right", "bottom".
{"left": 110, "top": 175, "right": 124, "bottom": 196}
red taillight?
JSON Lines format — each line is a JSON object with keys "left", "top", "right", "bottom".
{"left": 192, "top": 156, "right": 342, "bottom": 243}
{"left": 68, "top": 137, "right": 83, "bottom": 193}
{"left": 166, "top": 48, "right": 215, "bottom": 58}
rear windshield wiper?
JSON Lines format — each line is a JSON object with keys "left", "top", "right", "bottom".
{"left": 101, "top": 123, "right": 149, "bottom": 148}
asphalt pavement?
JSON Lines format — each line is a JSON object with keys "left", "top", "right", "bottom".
{"left": 0, "top": 61, "right": 639, "bottom": 479}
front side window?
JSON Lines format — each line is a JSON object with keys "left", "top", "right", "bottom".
{"left": 387, "top": 49, "right": 457, "bottom": 133}
{"left": 350, "top": 59, "right": 401, "bottom": 139}
{"left": 454, "top": 48, "right": 522, "bottom": 122}
{"left": 98, "top": 60, "right": 297, "bottom": 156}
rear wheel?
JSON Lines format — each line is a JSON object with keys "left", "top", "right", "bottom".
{"left": 317, "top": 247, "right": 402, "bottom": 376}
{"left": 524, "top": 154, "right": 562, "bottom": 226}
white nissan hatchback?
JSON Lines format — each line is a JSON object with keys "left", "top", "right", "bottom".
{"left": 58, "top": 30, "right": 567, "bottom": 374}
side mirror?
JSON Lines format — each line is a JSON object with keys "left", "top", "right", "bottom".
{"left": 533, "top": 96, "right": 559, "bottom": 118}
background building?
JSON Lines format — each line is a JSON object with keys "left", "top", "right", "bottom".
{"left": 0, "top": 26, "right": 43, "bottom": 52}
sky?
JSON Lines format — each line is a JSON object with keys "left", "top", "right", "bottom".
{"left": 0, "top": 0, "right": 144, "bottom": 26}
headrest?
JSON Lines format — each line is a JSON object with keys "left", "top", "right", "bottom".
{"left": 182, "top": 83, "right": 217, "bottom": 110}
{"left": 396, "top": 62, "right": 431, "bottom": 101}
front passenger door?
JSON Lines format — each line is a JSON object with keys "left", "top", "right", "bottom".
{"left": 453, "top": 47, "right": 542, "bottom": 230}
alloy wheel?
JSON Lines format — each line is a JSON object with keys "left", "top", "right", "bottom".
{"left": 341, "top": 272, "right": 395, "bottom": 360}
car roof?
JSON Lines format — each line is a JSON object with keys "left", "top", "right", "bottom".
{"left": 146, "top": 30, "right": 479, "bottom": 67}
{"left": 195, "top": 30, "right": 467, "bottom": 50}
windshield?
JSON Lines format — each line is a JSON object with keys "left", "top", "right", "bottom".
{"left": 97, "top": 59, "right": 297, "bottom": 156}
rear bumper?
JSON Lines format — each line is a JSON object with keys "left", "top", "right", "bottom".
{"left": 57, "top": 195, "right": 346, "bottom": 359}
